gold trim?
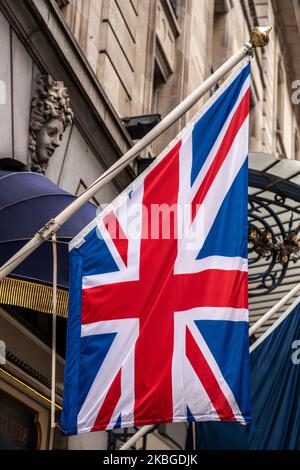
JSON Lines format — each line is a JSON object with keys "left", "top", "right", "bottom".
{"left": 0, "top": 278, "right": 68, "bottom": 318}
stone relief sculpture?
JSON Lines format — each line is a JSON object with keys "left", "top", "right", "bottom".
{"left": 29, "top": 75, "right": 74, "bottom": 174}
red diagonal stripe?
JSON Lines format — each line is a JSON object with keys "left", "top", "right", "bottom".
{"left": 104, "top": 212, "right": 128, "bottom": 267}
{"left": 91, "top": 368, "right": 121, "bottom": 431}
{"left": 191, "top": 88, "right": 250, "bottom": 220}
{"left": 185, "top": 326, "right": 237, "bottom": 421}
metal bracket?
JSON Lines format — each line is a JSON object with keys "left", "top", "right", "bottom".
{"left": 244, "top": 42, "right": 255, "bottom": 58}
{"left": 37, "top": 219, "right": 60, "bottom": 240}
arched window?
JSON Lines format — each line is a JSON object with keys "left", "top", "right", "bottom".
{"left": 276, "top": 62, "right": 284, "bottom": 131}
{"left": 275, "top": 61, "right": 286, "bottom": 158}
{"left": 294, "top": 131, "right": 300, "bottom": 160}
{"left": 249, "top": 90, "right": 261, "bottom": 152}
{"left": 212, "top": 0, "right": 232, "bottom": 71}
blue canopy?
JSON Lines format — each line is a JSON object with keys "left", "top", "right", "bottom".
{"left": 0, "top": 171, "right": 96, "bottom": 289}
{"left": 195, "top": 299, "right": 300, "bottom": 450}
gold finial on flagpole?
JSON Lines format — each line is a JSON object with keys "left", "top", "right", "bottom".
{"left": 250, "top": 26, "right": 272, "bottom": 48}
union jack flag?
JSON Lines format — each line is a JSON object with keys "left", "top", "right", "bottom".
{"left": 61, "top": 59, "right": 251, "bottom": 435}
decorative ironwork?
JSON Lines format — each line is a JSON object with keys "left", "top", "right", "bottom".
{"left": 248, "top": 191, "right": 300, "bottom": 297}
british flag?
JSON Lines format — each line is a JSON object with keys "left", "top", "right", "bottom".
{"left": 61, "top": 59, "right": 251, "bottom": 435}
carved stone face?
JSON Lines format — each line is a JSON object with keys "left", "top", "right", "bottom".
{"left": 36, "top": 118, "right": 64, "bottom": 164}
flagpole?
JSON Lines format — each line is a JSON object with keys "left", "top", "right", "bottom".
{"left": 249, "top": 280, "right": 300, "bottom": 337}
{"left": 0, "top": 27, "right": 271, "bottom": 281}
{"left": 119, "top": 425, "right": 154, "bottom": 450}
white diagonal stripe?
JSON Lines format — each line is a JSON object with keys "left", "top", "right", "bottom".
{"left": 78, "top": 318, "right": 139, "bottom": 433}
{"left": 175, "top": 117, "right": 249, "bottom": 274}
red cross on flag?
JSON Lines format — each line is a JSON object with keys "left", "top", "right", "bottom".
{"left": 61, "top": 59, "right": 251, "bottom": 435}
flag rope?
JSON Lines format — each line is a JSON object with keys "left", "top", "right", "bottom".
{"left": 49, "top": 234, "right": 58, "bottom": 450}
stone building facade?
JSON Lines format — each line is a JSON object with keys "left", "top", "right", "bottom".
{"left": 0, "top": 0, "right": 300, "bottom": 451}
{"left": 58, "top": 0, "right": 300, "bottom": 163}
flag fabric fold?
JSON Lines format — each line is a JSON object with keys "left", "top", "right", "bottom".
{"left": 61, "top": 58, "right": 252, "bottom": 435}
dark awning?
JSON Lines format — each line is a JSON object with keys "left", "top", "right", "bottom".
{"left": 0, "top": 171, "right": 96, "bottom": 316}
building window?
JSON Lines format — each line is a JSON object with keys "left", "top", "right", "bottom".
{"left": 295, "top": 132, "right": 300, "bottom": 160}
{"left": 212, "top": 0, "right": 231, "bottom": 71}
{"left": 249, "top": 91, "right": 260, "bottom": 152}
{"left": 152, "top": 60, "right": 166, "bottom": 115}
{"left": 276, "top": 62, "right": 286, "bottom": 158}
{"left": 276, "top": 62, "right": 284, "bottom": 131}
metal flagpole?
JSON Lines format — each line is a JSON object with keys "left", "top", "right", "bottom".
{"left": 0, "top": 27, "right": 271, "bottom": 281}
{"left": 249, "top": 280, "right": 300, "bottom": 337}
{"left": 119, "top": 425, "right": 154, "bottom": 450}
